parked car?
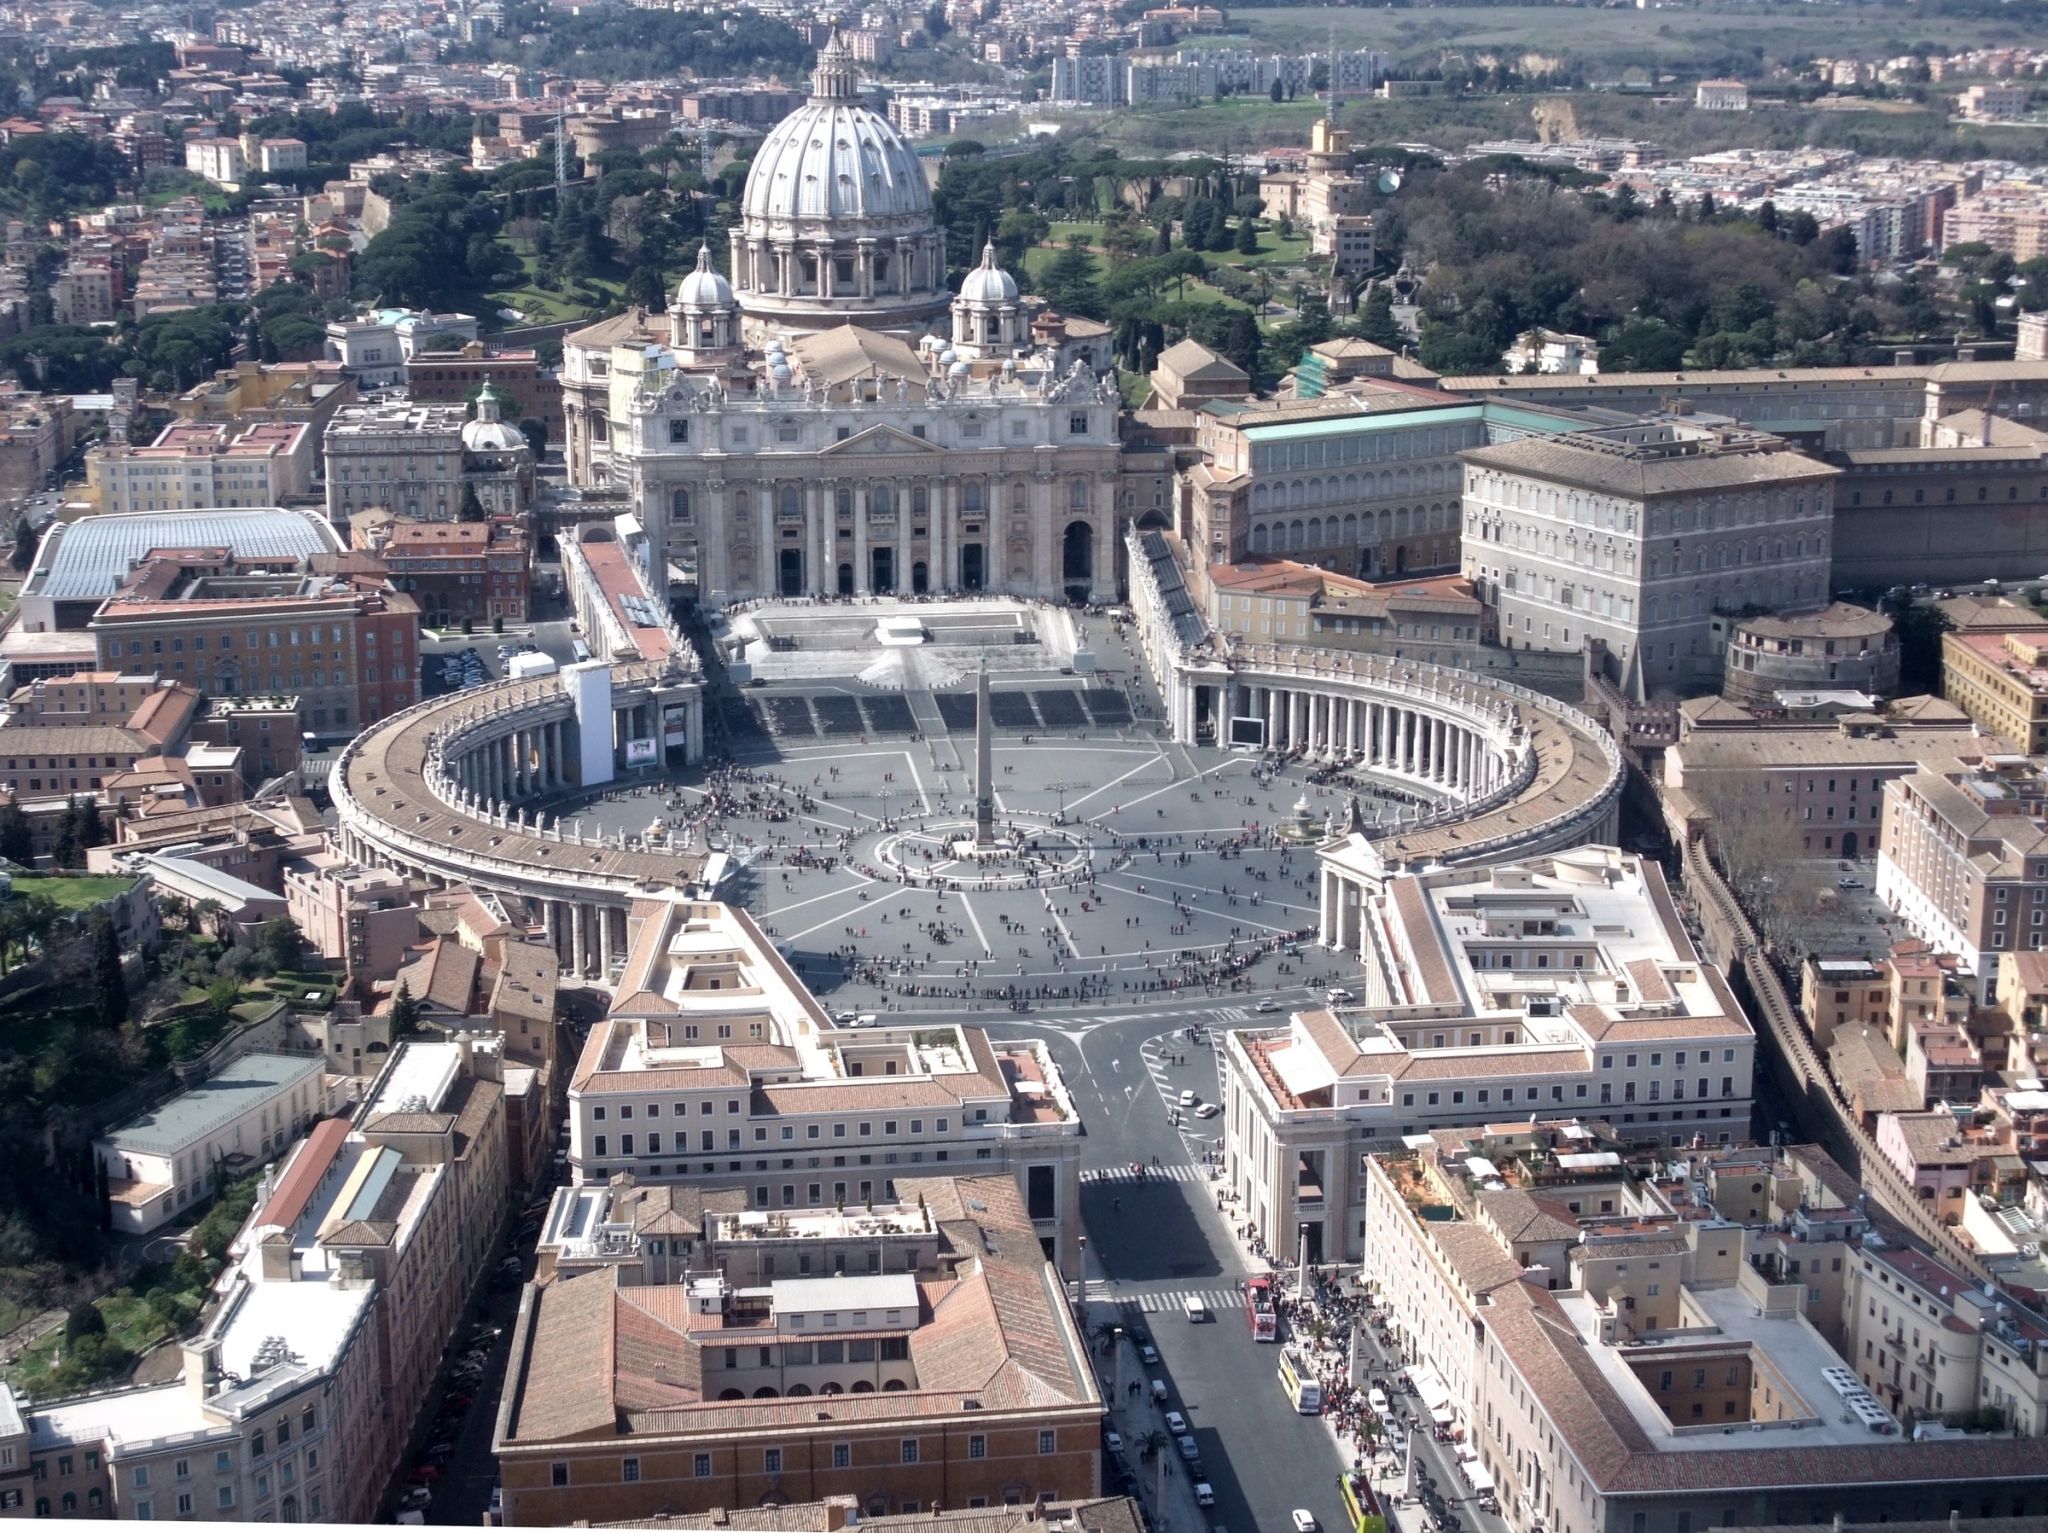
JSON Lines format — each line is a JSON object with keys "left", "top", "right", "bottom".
{"left": 1195, "top": 1483, "right": 1216, "bottom": 1507}
{"left": 1164, "top": 1410, "right": 1188, "bottom": 1435}
{"left": 1103, "top": 1428, "right": 1123, "bottom": 1452}
{"left": 1292, "top": 1513, "right": 1319, "bottom": 1533}
{"left": 404, "top": 1466, "right": 441, "bottom": 1487}
{"left": 1195, "top": 1102, "right": 1220, "bottom": 1119}
{"left": 1139, "top": 1343, "right": 1160, "bottom": 1366}
{"left": 1177, "top": 1435, "right": 1200, "bottom": 1461}
{"left": 1178, "top": 1089, "right": 1198, "bottom": 1108}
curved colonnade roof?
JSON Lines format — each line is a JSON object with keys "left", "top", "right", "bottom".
{"left": 338, "top": 669, "right": 714, "bottom": 902}
{"left": 1226, "top": 646, "right": 1624, "bottom": 866}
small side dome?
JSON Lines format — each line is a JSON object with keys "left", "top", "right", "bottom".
{"left": 675, "top": 245, "right": 735, "bottom": 310}
{"left": 958, "top": 241, "right": 1020, "bottom": 306}
{"left": 948, "top": 360, "right": 970, "bottom": 378}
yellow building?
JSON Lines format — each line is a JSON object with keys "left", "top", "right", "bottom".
{"left": 1940, "top": 627, "right": 2048, "bottom": 752}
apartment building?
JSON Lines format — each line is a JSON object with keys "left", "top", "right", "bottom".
{"left": 321, "top": 402, "right": 467, "bottom": 527}
{"left": 1460, "top": 423, "right": 1839, "bottom": 699}
{"left": 1944, "top": 628, "right": 2048, "bottom": 753}
{"left": 1664, "top": 705, "right": 1994, "bottom": 859}
{"left": 88, "top": 550, "right": 419, "bottom": 735}
{"left": 1960, "top": 83, "right": 2033, "bottom": 121}
{"left": 184, "top": 136, "right": 246, "bottom": 186}
{"left": 50, "top": 258, "right": 117, "bottom": 324}
{"left": 1842, "top": 1242, "right": 2048, "bottom": 1430}
{"left": 281, "top": 852, "right": 420, "bottom": 982}
{"left": 5, "top": 1037, "right": 511, "bottom": 1526}
{"left": 357, "top": 515, "right": 530, "bottom": 624}
{"left": 88, "top": 421, "right": 315, "bottom": 513}
{"left": 1944, "top": 188, "right": 2048, "bottom": 261}
{"left": 494, "top": 1172, "right": 1102, "bottom": 1527}
{"left": 95, "top": 1051, "right": 333, "bottom": 1234}
{"left": 1879, "top": 758, "right": 2048, "bottom": 999}
{"left": 1225, "top": 845, "right": 1756, "bottom": 1265}
{"left": 567, "top": 901, "right": 1083, "bottom": 1275}
{"left": 1359, "top": 1127, "right": 2048, "bottom": 1533}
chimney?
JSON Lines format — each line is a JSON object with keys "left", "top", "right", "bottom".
{"left": 822, "top": 1495, "right": 859, "bottom": 1530}
{"left": 1894, "top": 348, "right": 1917, "bottom": 367}
{"left": 258, "top": 1229, "right": 295, "bottom": 1281}
{"left": 182, "top": 1337, "right": 221, "bottom": 1405}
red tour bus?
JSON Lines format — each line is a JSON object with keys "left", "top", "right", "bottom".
{"left": 1246, "top": 1274, "right": 1278, "bottom": 1341}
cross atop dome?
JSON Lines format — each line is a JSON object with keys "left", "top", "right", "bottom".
{"left": 809, "top": 30, "right": 859, "bottom": 102}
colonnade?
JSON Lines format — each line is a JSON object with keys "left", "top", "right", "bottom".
{"left": 453, "top": 717, "right": 576, "bottom": 803}
{"left": 1234, "top": 681, "right": 1503, "bottom": 797}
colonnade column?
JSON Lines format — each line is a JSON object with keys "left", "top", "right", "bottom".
{"left": 1320, "top": 867, "right": 1339, "bottom": 946}
{"left": 598, "top": 905, "right": 615, "bottom": 976}
{"left": 570, "top": 901, "right": 586, "bottom": 976}
{"left": 1267, "top": 688, "right": 1281, "bottom": 749}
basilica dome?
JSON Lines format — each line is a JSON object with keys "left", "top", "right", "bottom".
{"left": 727, "top": 33, "right": 949, "bottom": 339}
{"left": 742, "top": 39, "right": 932, "bottom": 227}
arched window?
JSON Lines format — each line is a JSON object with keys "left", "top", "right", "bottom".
{"left": 88, "top": 1491, "right": 102, "bottom": 1509}
{"left": 752, "top": 1386, "right": 780, "bottom": 1398}
{"left": 882, "top": 1379, "right": 908, "bottom": 1391}
{"left": 35, "top": 1498, "right": 49, "bottom": 1518}
{"left": 1251, "top": 524, "right": 1270, "bottom": 554}
{"left": 60, "top": 1495, "right": 75, "bottom": 1514}
{"left": 820, "top": 1382, "right": 844, "bottom": 1395}
{"left": 734, "top": 489, "right": 749, "bottom": 520}
{"left": 281, "top": 1496, "right": 299, "bottom": 1524}
{"left": 851, "top": 1380, "right": 876, "bottom": 1393}
{"left": 779, "top": 485, "right": 800, "bottom": 519}
{"left": 964, "top": 482, "right": 984, "bottom": 514}
{"left": 789, "top": 1383, "right": 813, "bottom": 1396}
{"left": 1069, "top": 478, "right": 1089, "bottom": 512}
{"left": 720, "top": 1388, "right": 745, "bottom": 1401}
{"left": 671, "top": 487, "right": 691, "bottom": 523}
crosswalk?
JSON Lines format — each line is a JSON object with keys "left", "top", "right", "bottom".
{"left": 1094, "top": 1006, "right": 1250, "bottom": 1025}
{"left": 1065, "top": 1279, "right": 1247, "bottom": 1314}
{"left": 1080, "top": 1163, "right": 1209, "bottom": 1185}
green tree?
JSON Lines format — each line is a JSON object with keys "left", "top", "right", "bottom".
{"left": 1269, "top": 78, "right": 1284, "bottom": 102}
{"left": 390, "top": 979, "right": 423, "bottom": 1034}
{"left": 88, "top": 911, "right": 126, "bottom": 1030}
{"left": 64, "top": 1301, "right": 104, "bottom": 1341}
{"left": 256, "top": 916, "right": 302, "bottom": 974}
{"left": 625, "top": 264, "right": 665, "bottom": 312}
{"left": 1233, "top": 217, "right": 1259, "bottom": 256}
{"left": 1355, "top": 285, "right": 1403, "bottom": 350}
{"left": 1042, "top": 237, "right": 1103, "bottom": 320}
{"left": 0, "top": 798, "right": 30, "bottom": 865}
{"left": 457, "top": 484, "right": 488, "bottom": 523}
{"left": 10, "top": 516, "right": 35, "bottom": 571}
{"left": 519, "top": 417, "right": 549, "bottom": 458}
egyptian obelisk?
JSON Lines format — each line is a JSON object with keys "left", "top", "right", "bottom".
{"left": 973, "top": 654, "right": 995, "bottom": 848}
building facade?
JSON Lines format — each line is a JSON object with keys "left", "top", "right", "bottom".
{"left": 1722, "top": 604, "right": 1899, "bottom": 706}
{"left": 1942, "top": 627, "right": 2048, "bottom": 753}
{"left": 566, "top": 899, "right": 1083, "bottom": 1276}
{"left": 1222, "top": 845, "right": 1755, "bottom": 1264}
{"left": 88, "top": 551, "right": 419, "bottom": 735}
{"left": 87, "top": 421, "right": 314, "bottom": 514}
{"left": 1461, "top": 423, "right": 1840, "bottom": 699}
{"left": 1879, "top": 757, "right": 2048, "bottom": 1000}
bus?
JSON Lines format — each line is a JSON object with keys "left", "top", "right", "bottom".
{"left": 1278, "top": 1346, "right": 1323, "bottom": 1414}
{"left": 1246, "top": 1275, "right": 1278, "bottom": 1342}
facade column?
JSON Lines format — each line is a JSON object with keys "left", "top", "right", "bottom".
{"left": 570, "top": 902, "right": 587, "bottom": 977}
{"left": 758, "top": 483, "right": 776, "bottom": 597}
{"left": 1402, "top": 710, "right": 1416, "bottom": 775}
{"left": 896, "top": 477, "right": 912, "bottom": 594}
{"left": 1266, "top": 688, "right": 1280, "bottom": 748}
{"left": 854, "top": 483, "right": 870, "bottom": 596}
{"left": 1095, "top": 475, "right": 1116, "bottom": 604}
{"left": 936, "top": 479, "right": 953, "bottom": 593}
{"left": 598, "top": 905, "right": 615, "bottom": 975}
{"left": 1320, "top": 869, "right": 1338, "bottom": 946}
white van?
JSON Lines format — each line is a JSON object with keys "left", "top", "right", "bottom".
{"left": 1183, "top": 1294, "right": 1209, "bottom": 1323}
{"left": 1150, "top": 1378, "right": 1169, "bottom": 1403}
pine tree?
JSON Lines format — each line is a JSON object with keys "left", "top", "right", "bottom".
{"left": 390, "top": 979, "right": 423, "bottom": 1034}
{"left": 88, "top": 912, "right": 125, "bottom": 1030}
{"left": 1233, "top": 218, "right": 1259, "bottom": 256}
{"left": 0, "top": 798, "right": 31, "bottom": 865}
{"left": 1356, "top": 285, "right": 1404, "bottom": 351}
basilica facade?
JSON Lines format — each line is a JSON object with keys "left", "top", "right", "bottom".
{"left": 560, "top": 37, "right": 1124, "bottom": 606}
